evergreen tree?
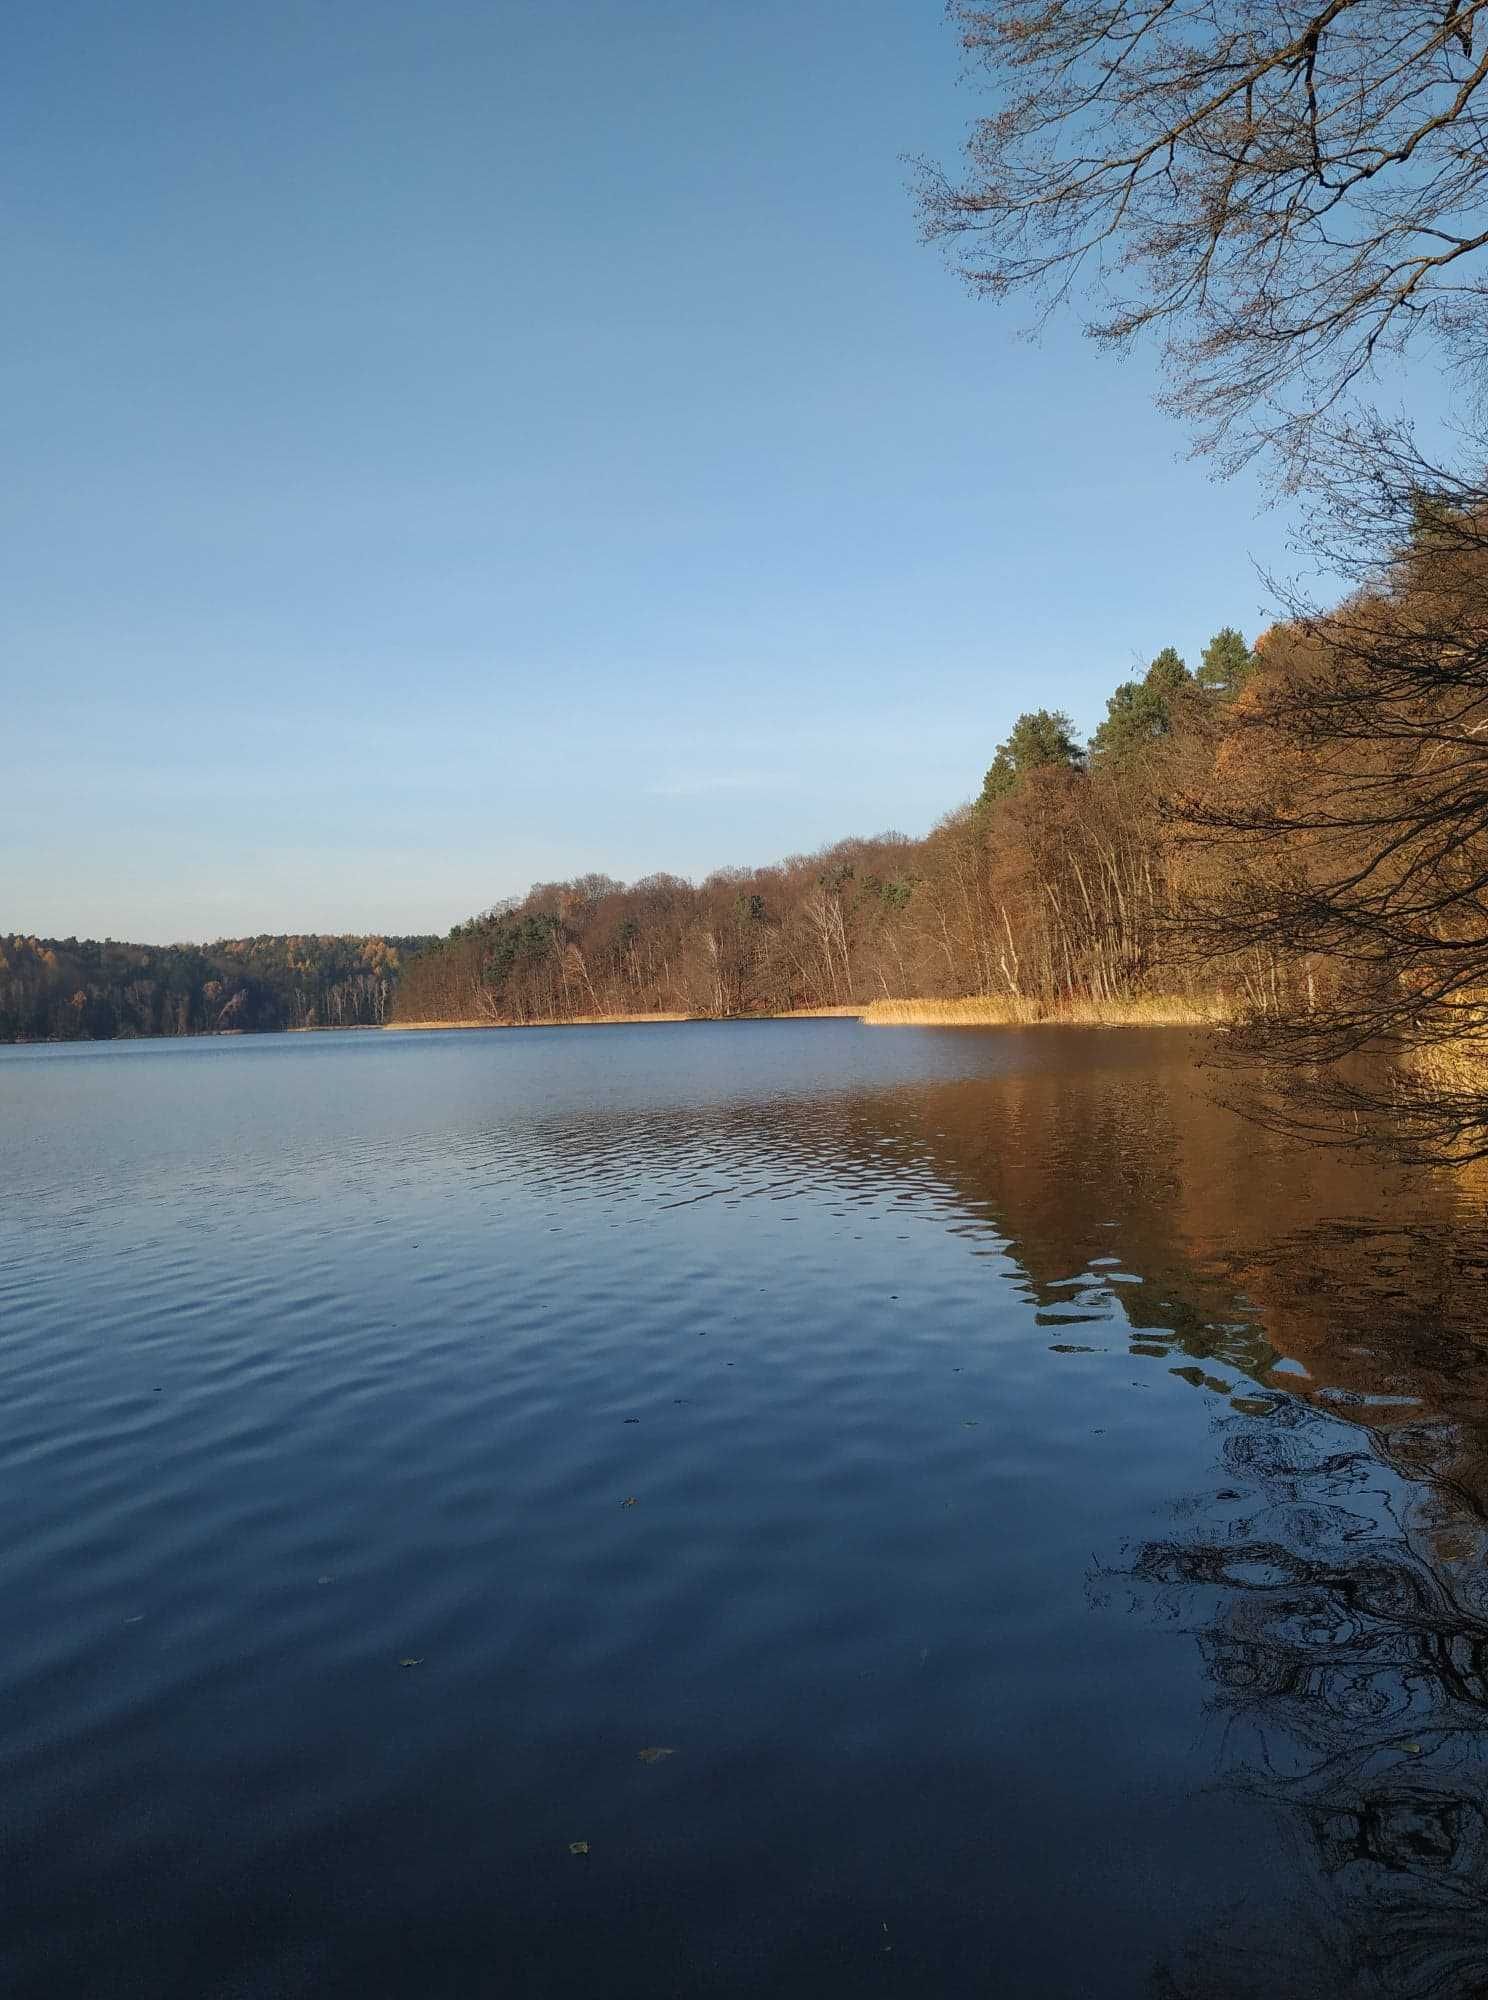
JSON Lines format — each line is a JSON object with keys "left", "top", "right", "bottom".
{"left": 1090, "top": 648, "right": 1191, "bottom": 761}
{"left": 979, "top": 709, "right": 1083, "bottom": 804}
{"left": 1196, "top": 628, "right": 1254, "bottom": 698}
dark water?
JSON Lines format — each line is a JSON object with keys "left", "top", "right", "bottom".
{"left": 5, "top": 1022, "right": 1488, "bottom": 1999}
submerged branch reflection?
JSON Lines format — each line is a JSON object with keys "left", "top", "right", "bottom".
{"left": 1116, "top": 1396, "right": 1488, "bottom": 1998}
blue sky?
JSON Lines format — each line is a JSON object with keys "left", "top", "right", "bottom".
{"left": 6, "top": 0, "right": 1302, "bottom": 942}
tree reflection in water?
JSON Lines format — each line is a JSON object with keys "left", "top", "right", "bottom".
{"left": 450, "top": 1029, "right": 1488, "bottom": 1991}
{"left": 1116, "top": 1394, "right": 1488, "bottom": 1999}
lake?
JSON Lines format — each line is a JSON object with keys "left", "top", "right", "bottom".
{"left": 4, "top": 1021, "right": 1488, "bottom": 1998}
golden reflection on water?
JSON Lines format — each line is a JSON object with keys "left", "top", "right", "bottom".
{"left": 869, "top": 1032, "right": 1488, "bottom": 2000}
{"left": 441, "top": 1024, "right": 1488, "bottom": 1995}
{"left": 520, "top": 1028, "right": 1488, "bottom": 1998}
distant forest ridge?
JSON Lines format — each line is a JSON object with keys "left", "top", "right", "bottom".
{"left": 0, "top": 933, "right": 435, "bottom": 1042}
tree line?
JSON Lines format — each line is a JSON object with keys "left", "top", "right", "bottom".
{"left": 393, "top": 625, "right": 1259, "bottom": 1026}
{"left": 0, "top": 933, "right": 432, "bottom": 1043}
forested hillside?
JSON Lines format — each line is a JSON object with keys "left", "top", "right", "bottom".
{"left": 394, "top": 630, "right": 1258, "bottom": 1026}
{"left": 397, "top": 471, "right": 1488, "bottom": 1176}
{"left": 0, "top": 934, "right": 432, "bottom": 1042}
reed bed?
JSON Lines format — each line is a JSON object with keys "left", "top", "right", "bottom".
{"left": 860, "top": 994, "right": 1231, "bottom": 1029}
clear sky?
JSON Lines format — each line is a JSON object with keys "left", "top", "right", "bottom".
{"left": 5, "top": 0, "right": 1305, "bottom": 943}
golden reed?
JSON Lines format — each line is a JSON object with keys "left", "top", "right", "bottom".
{"left": 860, "top": 994, "right": 1230, "bottom": 1028}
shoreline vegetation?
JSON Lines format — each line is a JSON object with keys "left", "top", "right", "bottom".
{"left": 860, "top": 994, "right": 1226, "bottom": 1027}
{"left": 383, "top": 996, "right": 1225, "bottom": 1031}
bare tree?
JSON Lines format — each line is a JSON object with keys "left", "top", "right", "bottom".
{"left": 1178, "top": 435, "right": 1488, "bottom": 1160}
{"left": 917, "top": 0, "right": 1488, "bottom": 467}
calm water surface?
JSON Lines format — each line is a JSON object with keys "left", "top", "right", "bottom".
{"left": 5, "top": 1022, "right": 1488, "bottom": 1998}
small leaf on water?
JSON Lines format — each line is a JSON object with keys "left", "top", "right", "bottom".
{"left": 568, "top": 1841, "right": 590, "bottom": 1856}
{"left": 399, "top": 1657, "right": 424, "bottom": 1669}
{"left": 621, "top": 1496, "right": 638, "bottom": 1507}
{"left": 637, "top": 1746, "right": 674, "bottom": 1764}
{"left": 962, "top": 1420, "right": 979, "bottom": 1428}
{"left": 1406, "top": 1742, "right": 1423, "bottom": 1755}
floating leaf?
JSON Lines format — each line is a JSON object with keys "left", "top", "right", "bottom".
{"left": 621, "top": 1496, "right": 638, "bottom": 1507}
{"left": 568, "top": 1840, "right": 590, "bottom": 1856}
{"left": 637, "top": 1746, "right": 674, "bottom": 1764}
{"left": 399, "top": 1657, "right": 424, "bottom": 1669}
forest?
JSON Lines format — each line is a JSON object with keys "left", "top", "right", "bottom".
{"left": 0, "top": 933, "right": 432, "bottom": 1042}
{"left": 393, "top": 626, "right": 1260, "bottom": 1028}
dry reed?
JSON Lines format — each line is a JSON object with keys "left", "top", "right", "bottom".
{"left": 388, "top": 997, "right": 1231, "bottom": 1033}
{"left": 860, "top": 994, "right": 1231, "bottom": 1029}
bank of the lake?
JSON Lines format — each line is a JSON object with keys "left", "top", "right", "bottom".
{"left": 387, "top": 996, "right": 1226, "bottom": 1031}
